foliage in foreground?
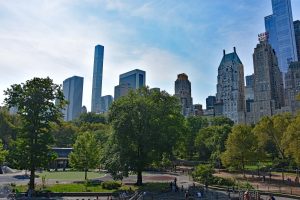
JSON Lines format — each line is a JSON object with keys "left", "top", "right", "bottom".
{"left": 104, "top": 87, "right": 185, "bottom": 185}
{"left": 4, "top": 77, "right": 66, "bottom": 190}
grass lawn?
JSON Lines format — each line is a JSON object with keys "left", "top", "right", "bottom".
{"left": 14, "top": 182, "right": 168, "bottom": 193}
{"left": 36, "top": 171, "right": 105, "bottom": 180}
{"left": 15, "top": 183, "right": 136, "bottom": 193}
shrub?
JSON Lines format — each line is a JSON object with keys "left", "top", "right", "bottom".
{"left": 101, "top": 181, "right": 121, "bottom": 190}
{"left": 192, "top": 164, "right": 214, "bottom": 184}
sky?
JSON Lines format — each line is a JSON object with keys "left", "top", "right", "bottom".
{"left": 0, "top": 0, "right": 300, "bottom": 111}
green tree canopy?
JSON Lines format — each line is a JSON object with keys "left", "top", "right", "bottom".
{"left": 4, "top": 77, "right": 66, "bottom": 190}
{"left": 75, "top": 112, "right": 107, "bottom": 125}
{"left": 51, "top": 122, "right": 78, "bottom": 147}
{"left": 104, "top": 87, "right": 185, "bottom": 185}
{"left": 195, "top": 125, "right": 231, "bottom": 163}
{"left": 69, "top": 132, "right": 100, "bottom": 180}
{"left": 253, "top": 113, "right": 293, "bottom": 160}
{"left": 0, "top": 140, "right": 8, "bottom": 166}
{"left": 282, "top": 115, "right": 300, "bottom": 166}
{"left": 183, "top": 116, "right": 209, "bottom": 160}
{"left": 210, "top": 116, "right": 234, "bottom": 127}
{"left": 221, "top": 124, "right": 259, "bottom": 177}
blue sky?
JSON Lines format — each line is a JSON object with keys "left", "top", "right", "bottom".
{"left": 0, "top": 0, "right": 300, "bottom": 110}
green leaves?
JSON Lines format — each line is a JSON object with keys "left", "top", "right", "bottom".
{"left": 4, "top": 77, "right": 66, "bottom": 189}
{"left": 69, "top": 132, "right": 101, "bottom": 180}
{"left": 105, "top": 87, "right": 184, "bottom": 184}
{"left": 0, "top": 140, "right": 8, "bottom": 164}
{"left": 221, "top": 124, "right": 258, "bottom": 175}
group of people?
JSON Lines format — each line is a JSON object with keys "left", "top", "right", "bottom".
{"left": 243, "top": 190, "right": 275, "bottom": 200}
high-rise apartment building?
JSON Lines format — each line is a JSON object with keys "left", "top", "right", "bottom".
{"left": 252, "top": 37, "right": 284, "bottom": 123}
{"left": 265, "top": 0, "right": 298, "bottom": 74}
{"left": 285, "top": 61, "right": 300, "bottom": 113}
{"left": 63, "top": 76, "right": 84, "bottom": 121}
{"left": 216, "top": 48, "right": 245, "bottom": 123}
{"left": 294, "top": 20, "right": 300, "bottom": 60}
{"left": 175, "top": 73, "right": 193, "bottom": 117}
{"left": 114, "top": 69, "right": 146, "bottom": 100}
{"left": 91, "top": 45, "right": 104, "bottom": 113}
{"left": 100, "top": 95, "right": 113, "bottom": 113}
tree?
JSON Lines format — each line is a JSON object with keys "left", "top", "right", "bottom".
{"left": 195, "top": 125, "right": 231, "bottom": 163}
{"left": 282, "top": 115, "right": 300, "bottom": 166}
{"left": 0, "top": 140, "right": 8, "bottom": 174}
{"left": 4, "top": 77, "right": 66, "bottom": 190}
{"left": 221, "top": 125, "right": 258, "bottom": 177}
{"left": 51, "top": 122, "right": 78, "bottom": 147}
{"left": 105, "top": 87, "right": 184, "bottom": 185}
{"left": 183, "top": 116, "right": 208, "bottom": 160}
{"left": 0, "top": 107, "right": 20, "bottom": 146}
{"left": 75, "top": 112, "right": 107, "bottom": 125}
{"left": 69, "top": 132, "right": 100, "bottom": 180}
{"left": 192, "top": 164, "right": 214, "bottom": 184}
{"left": 253, "top": 113, "right": 292, "bottom": 160}
{"left": 210, "top": 116, "right": 234, "bottom": 127}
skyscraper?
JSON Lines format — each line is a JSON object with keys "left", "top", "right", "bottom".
{"left": 285, "top": 61, "right": 300, "bottom": 113}
{"left": 245, "top": 74, "right": 254, "bottom": 113}
{"left": 174, "top": 73, "right": 193, "bottom": 117}
{"left": 294, "top": 20, "right": 300, "bottom": 60}
{"left": 205, "top": 96, "right": 216, "bottom": 110}
{"left": 63, "top": 76, "right": 84, "bottom": 121}
{"left": 265, "top": 0, "right": 298, "bottom": 73}
{"left": 114, "top": 69, "right": 146, "bottom": 100}
{"left": 91, "top": 45, "right": 104, "bottom": 113}
{"left": 216, "top": 47, "right": 245, "bottom": 124}
{"left": 100, "top": 95, "right": 114, "bottom": 113}
{"left": 252, "top": 35, "right": 284, "bottom": 123}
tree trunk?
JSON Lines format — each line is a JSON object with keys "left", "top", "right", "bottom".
{"left": 29, "top": 167, "right": 35, "bottom": 190}
{"left": 136, "top": 171, "right": 143, "bottom": 186}
{"left": 85, "top": 168, "right": 88, "bottom": 180}
{"left": 242, "top": 161, "right": 245, "bottom": 178}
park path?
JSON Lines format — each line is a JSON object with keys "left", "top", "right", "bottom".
{"left": 215, "top": 171, "right": 300, "bottom": 196}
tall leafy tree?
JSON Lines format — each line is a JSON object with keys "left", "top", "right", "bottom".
{"left": 221, "top": 124, "right": 259, "bottom": 177}
{"left": 184, "top": 116, "right": 208, "bottom": 160}
{"left": 105, "top": 87, "right": 184, "bottom": 185}
{"left": 69, "top": 132, "right": 100, "bottom": 180}
{"left": 282, "top": 115, "right": 300, "bottom": 166}
{"left": 195, "top": 125, "right": 231, "bottom": 163}
{"left": 4, "top": 77, "right": 66, "bottom": 190}
{"left": 253, "top": 113, "right": 292, "bottom": 160}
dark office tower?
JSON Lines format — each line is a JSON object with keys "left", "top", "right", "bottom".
{"left": 174, "top": 73, "right": 193, "bottom": 117}
{"left": 294, "top": 20, "right": 300, "bottom": 60}
{"left": 253, "top": 34, "right": 284, "bottom": 123}
{"left": 206, "top": 96, "right": 216, "bottom": 110}
{"left": 114, "top": 69, "right": 146, "bottom": 100}
{"left": 216, "top": 47, "right": 245, "bottom": 124}
{"left": 91, "top": 45, "right": 104, "bottom": 113}
{"left": 265, "top": 0, "right": 298, "bottom": 74}
{"left": 63, "top": 76, "right": 84, "bottom": 121}
{"left": 285, "top": 61, "right": 300, "bottom": 113}
{"left": 245, "top": 74, "right": 254, "bottom": 114}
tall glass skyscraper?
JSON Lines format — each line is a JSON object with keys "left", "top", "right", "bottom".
{"left": 91, "top": 45, "right": 104, "bottom": 113}
{"left": 63, "top": 76, "right": 84, "bottom": 121}
{"left": 114, "top": 69, "right": 146, "bottom": 100}
{"left": 265, "top": 0, "right": 298, "bottom": 73}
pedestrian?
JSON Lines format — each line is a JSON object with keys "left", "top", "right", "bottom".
{"left": 243, "top": 190, "right": 250, "bottom": 200}
{"left": 185, "top": 191, "right": 188, "bottom": 200}
{"left": 268, "top": 194, "right": 275, "bottom": 200}
{"left": 181, "top": 185, "right": 184, "bottom": 192}
{"left": 174, "top": 177, "right": 177, "bottom": 185}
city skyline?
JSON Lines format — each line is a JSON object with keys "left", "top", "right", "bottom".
{"left": 1, "top": 1, "right": 300, "bottom": 110}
